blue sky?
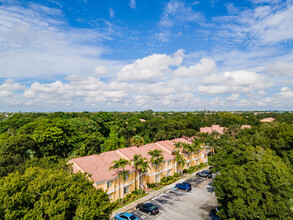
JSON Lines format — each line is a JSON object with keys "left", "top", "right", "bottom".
{"left": 0, "top": 0, "right": 292, "bottom": 112}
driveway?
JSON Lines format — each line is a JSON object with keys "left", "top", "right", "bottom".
{"left": 121, "top": 175, "right": 218, "bottom": 220}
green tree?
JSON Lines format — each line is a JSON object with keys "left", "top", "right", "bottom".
{"left": 148, "top": 149, "right": 164, "bottom": 174}
{"left": 213, "top": 151, "right": 293, "bottom": 219}
{"left": 0, "top": 134, "right": 36, "bottom": 177}
{"left": 0, "top": 167, "right": 113, "bottom": 219}
{"left": 109, "top": 158, "right": 130, "bottom": 202}
{"left": 130, "top": 135, "right": 145, "bottom": 147}
{"left": 132, "top": 154, "right": 150, "bottom": 191}
{"left": 172, "top": 150, "right": 186, "bottom": 174}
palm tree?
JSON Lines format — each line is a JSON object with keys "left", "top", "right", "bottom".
{"left": 172, "top": 150, "right": 186, "bottom": 174}
{"left": 132, "top": 154, "right": 150, "bottom": 191}
{"left": 191, "top": 138, "right": 204, "bottom": 161}
{"left": 148, "top": 149, "right": 164, "bottom": 183}
{"left": 109, "top": 158, "right": 130, "bottom": 203}
{"left": 174, "top": 142, "right": 192, "bottom": 154}
{"left": 132, "top": 154, "right": 142, "bottom": 191}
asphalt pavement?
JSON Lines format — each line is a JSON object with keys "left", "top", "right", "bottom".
{"left": 112, "top": 168, "right": 219, "bottom": 220}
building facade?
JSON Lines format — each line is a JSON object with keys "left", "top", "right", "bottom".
{"left": 68, "top": 137, "right": 209, "bottom": 202}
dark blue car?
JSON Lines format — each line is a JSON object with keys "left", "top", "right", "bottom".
{"left": 175, "top": 182, "right": 192, "bottom": 191}
{"left": 136, "top": 203, "right": 159, "bottom": 215}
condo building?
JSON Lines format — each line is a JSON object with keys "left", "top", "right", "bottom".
{"left": 69, "top": 137, "right": 208, "bottom": 202}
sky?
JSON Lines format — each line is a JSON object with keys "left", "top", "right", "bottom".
{"left": 0, "top": 0, "right": 293, "bottom": 112}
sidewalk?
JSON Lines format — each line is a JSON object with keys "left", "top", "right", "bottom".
{"left": 110, "top": 166, "right": 210, "bottom": 219}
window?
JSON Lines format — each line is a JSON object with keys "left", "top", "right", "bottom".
{"left": 188, "top": 154, "right": 191, "bottom": 159}
{"left": 187, "top": 163, "right": 190, "bottom": 168}
{"left": 124, "top": 175, "right": 129, "bottom": 181}
{"left": 167, "top": 170, "right": 171, "bottom": 176}
{"left": 107, "top": 181, "right": 112, "bottom": 188}
{"left": 168, "top": 161, "right": 171, "bottom": 166}
{"left": 124, "top": 186, "right": 129, "bottom": 194}
{"left": 155, "top": 174, "right": 159, "bottom": 182}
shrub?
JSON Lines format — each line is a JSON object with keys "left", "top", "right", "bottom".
{"left": 161, "top": 177, "right": 168, "bottom": 183}
{"left": 173, "top": 173, "right": 179, "bottom": 178}
{"left": 147, "top": 183, "right": 156, "bottom": 188}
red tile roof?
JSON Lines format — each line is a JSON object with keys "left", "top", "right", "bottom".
{"left": 70, "top": 151, "right": 135, "bottom": 183}
{"left": 260, "top": 117, "right": 275, "bottom": 122}
{"left": 70, "top": 155, "right": 117, "bottom": 183}
{"left": 70, "top": 137, "right": 204, "bottom": 183}
{"left": 241, "top": 125, "right": 251, "bottom": 129}
{"left": 117, "top": 143, "right": 174, "bottom": 162}
{"left": 200, "top": 125, "right": 225, "bottom": 134}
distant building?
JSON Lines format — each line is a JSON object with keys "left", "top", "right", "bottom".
{"left": 241, "top": 125, "right": 251, "bottom": 129}
{"left": 260, "top": 117, "right": 275, "bottom": 123}
{"left": 200, "top": 125, "right": 225, "bottom": 134}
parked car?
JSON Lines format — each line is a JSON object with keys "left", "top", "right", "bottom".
{"left": 136, "top": 203, "right": 159, "bottom": 215}
{"left": 196, "top": 170, "right": 212, "bottom": 178}
{"left": 175, "top": 182, "right": 192, "bottom": 191}
{"left": 114, "top": 212, "right": 139, "bottom": 220}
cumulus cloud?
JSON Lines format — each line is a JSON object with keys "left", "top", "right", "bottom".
{"left": 199, "top": 70, "right": 271, "bottom": 94}
{"left": 0, "top": 79, "right": 23, "bottom": 97}
{"left": 174, "top": 58, "right": 217, "bottom": 77}
{"left": 226, "top": 93, "right": 240, "bottom": 101}
{"left": 117, "top": 49, "right": 184, "bottom": 82}
{"left": 93, "top": 65, "right": 108, "bottom": 76}
{"left": 265, "top": 62, "right": 293, "bottom": 76}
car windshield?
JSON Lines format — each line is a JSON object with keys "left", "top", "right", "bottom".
{"left": 150, "top": 205, "right": 157, "bottom": 210}
{"left": 129, "top": 215, "right": 137, "bottom": 220}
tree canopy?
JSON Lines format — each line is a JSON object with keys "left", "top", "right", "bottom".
{"left": 0, "top": 167, "right": 113, "bottom": 219}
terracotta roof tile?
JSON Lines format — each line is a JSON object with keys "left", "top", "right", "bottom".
{"left": 71, "top": 155, "right": 117, "bottom": 183}
{"left": 241, "top": 125, "right": 251, "bottom": 129}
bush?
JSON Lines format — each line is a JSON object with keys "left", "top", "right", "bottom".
{"left": 173, "top": 173, "right": 179, "bottom": 178}
{"left": 147, "top": 183, "right": 156, "bottom": 188}
{"left": 161, "top": 177, "right": 168, "bottom": 183}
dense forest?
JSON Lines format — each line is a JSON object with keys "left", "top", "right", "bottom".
{"left": 0, "top": 111, "right": 292, "bottom": 219}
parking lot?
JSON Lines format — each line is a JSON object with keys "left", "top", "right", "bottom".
{"left": 125, "top": 175, "right": 218, "bottom": 220}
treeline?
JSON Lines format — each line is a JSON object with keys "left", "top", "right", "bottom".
{"left": 0, "top": 110, "right": 292, "bottom": 219}
{"left": 0, "top": 110, "right": 292, "bottom": 178}
{"left": 210, "top": 122, "right": 293, "bottom": 219}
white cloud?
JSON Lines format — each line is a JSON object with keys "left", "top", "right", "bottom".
{"left": 159, "top": 1, "right": 203, "bottom": 28}
{"left": 93, "top": 65, "right": 108, "bottom": 76}
{"left": 0, "top": 79, "right": 22, "bottom": 97}
{"left": 157, "top": 0, "right": 204, "bottom": 42}
{"left": 226, "top": 93, "right": 240, "bottom": 101}
{"left": 214, "top": 3, "right": 293, "bottom": 47}
{"left": 0, "top": 3, "right": 118, "bottom": 79}
{"left": 250, "top": 5, "right": 293, "bottom": 45}
{"left": 199, "top": 70, "right": 271, "bottom": 94}
{"left": 265, "top": 62, "right": 293, "bottom": 76}
{"left": 129, "top": 0, "right": 136, "bottom": 9}
{"left": 174, "top": 57, "right": 217, "bottom": 77}
{"left": 117, "top": 49, "right": 184, "bottom": 82}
